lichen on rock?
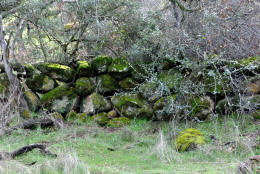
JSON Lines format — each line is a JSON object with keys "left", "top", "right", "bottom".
{"left": 80, "top": 92, "right": 112, "bottom": 115}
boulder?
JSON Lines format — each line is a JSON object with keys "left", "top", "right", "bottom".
{"left": 36, "top": 63, "right": 75, "bottom": 82}
{"left": 107, "top": 110, "right": 117, "bottom": 119}
{"left": 111, "top": 93, "right": 153, "bottom": 118}
{"left": 96, "top": 74, "right": 119, "bottom": 94}
{"left": 66, "top": 110, "right": 87, "bottom": 123}
{"left": 26, "top": 74, "right": 55, "bottom": 92}
{"left": 23, "top": 89, "right": 40, "bottom": 112}
{"left": 189, "top": 96, "right": 214, "bottom": 120}
{"left": 119, "top": 77, "right": 136, "bottom": 90}
{"left": 138, "top": 80, "right": 161, "bottom": 103}
{"left": 75, "top": 77, "right": 95, "bottom": 96}
{"left": 92, "top": 112, "right": 109, "bottom": 126}
{"left": 108, "top": 58, "right": 131, "bottom": 80}
{"left": 108, "top": 117, "right": 131, "bottom": 128}
{"left": 80, "top": 93, "right": 112, "bottom": 115}
{"left": 40, "top": 84, "right": 78, "bottom": 114}
{"left": 91, "top": 56, "right": 112, "bottom": 74}
{"left": 174, "top": 128, "right": 205, "bottom": 152}
{"left": 76, "top": 61, "right": 93, "bottom": 77}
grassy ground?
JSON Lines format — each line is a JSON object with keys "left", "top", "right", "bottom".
{"left": 0, "top": 115, "right": 259, "bottom": 174}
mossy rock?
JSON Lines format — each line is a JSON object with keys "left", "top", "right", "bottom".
{"left": 20, "top": 108, "right": 32, "bottom": 119}
{"left": 111, "top": 93, "right": 153, "bottom": 118}
{"left": 189, "top": 96, "right": 213, "bottom": 120}
{"left": 108, "top": 117, "right": 130, "bottom": 128}
{"left": 108, "top": 58, "right": 131, "bottom": 80}
{"left": 96, "top": 74, "right": 119, "bottom": 94}
{"left": 80, "top": 93, "right": 112, "bottom": 115}
{"left": 40, "top": 84, "right": 78, "bottom": 114}
{"left": 66, "top": 110, "right": 88, "bottom": 123}
{"left": 138, "top": 80, "right": 160, "bottom": 103}
{"left": 49, "top": 112, "right": 64, "bottom": 120}
{"left": 91, "top": 56, "right": 112, "bottom": 74}
{"left": 24, "top": 64, "right": 40, "bottom": 77}
{"left": 36, "top": 63, "right": 75, "bottom": 82}
{"left": 158, "top": 69, "right": 184, "bottom": 91}
{"left": 76, "top": 61, "right": 93, "bottom": 77}
{"left": 107, "top": 110, "right": 117, "bottom": 118}
{"left": 92, "top": 112, "right": 109, "bottom": 126}
{"left": 175, "top": 128, "right": 205, "bottom": 152}
{"left": 75, "top": 77, "right": 95, "bottom": 96}
{"left": 119, "top": 77, "right": 136, "bottom": 90}
{"left": 26, "top": 74, "right": 55, "bottom": 92}
{"left": 23, "top": 90, "right": 40, "bottom": 112}
{"left": 251, "top": 110, "right": 260, "bottom": 120}
{"left": 0, "top": 73, "right": 9, "bottom": 94}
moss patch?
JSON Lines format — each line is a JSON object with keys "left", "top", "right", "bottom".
{"left": 77, "top": 61, "right": 92, "bottom": 77}
{"left": 75, "top": 77, "right": 95, "bottom": 96}
{"left": 96, "top": 74, "right": 119, "bottom": 94}
{"left": 175, "top": 128, "right": 205, "bottom": 152}
{"left": 36, "top": 63, "right": 75, "bottom": 82}
{"left": 40, "top": 84, "right": 76, "bottom": 106}
{"left": 24, "top": 90, "right": 40, "bottom": 112}
{"left": 26, "top": 74, "right": 54, "bottom": 92}
{"left": 92, "top": 112, "right": 109, "bottom": 126}
{"left": 119, "top": 77, "right": 136, "bottom": 90}
{"left": 91, "top": 56, "right": 112, "bottom": 74}
{"left": 111, "top": 93, "right": 153, "bottom": 118}
{"left": 108, "top": 58, "right": 131, "bottom": 80}
{"left": 108, "top": 117, "right": 130, "bottom": 128}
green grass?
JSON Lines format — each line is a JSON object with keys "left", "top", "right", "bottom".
{"left": 0, "top": 115, "right": 259, "bottom": 174}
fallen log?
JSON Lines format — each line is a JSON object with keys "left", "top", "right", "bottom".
{"left": 0, "top": 144, "right": 57, "bottom": 160}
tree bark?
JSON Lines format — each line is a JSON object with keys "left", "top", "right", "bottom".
{"left": 0, "top": 14, "right": 29, "bottom": 110}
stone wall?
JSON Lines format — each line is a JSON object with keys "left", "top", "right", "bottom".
{"left": 0, "top": 56, "right": 259, "bottom": 126}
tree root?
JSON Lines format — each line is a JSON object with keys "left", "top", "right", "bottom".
{"left": 0, "top": 144, "right": 57, "bottom": 160}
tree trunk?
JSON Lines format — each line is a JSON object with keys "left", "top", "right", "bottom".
{"left": 0, "top": 14, "right": 29, "bottom": 110}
